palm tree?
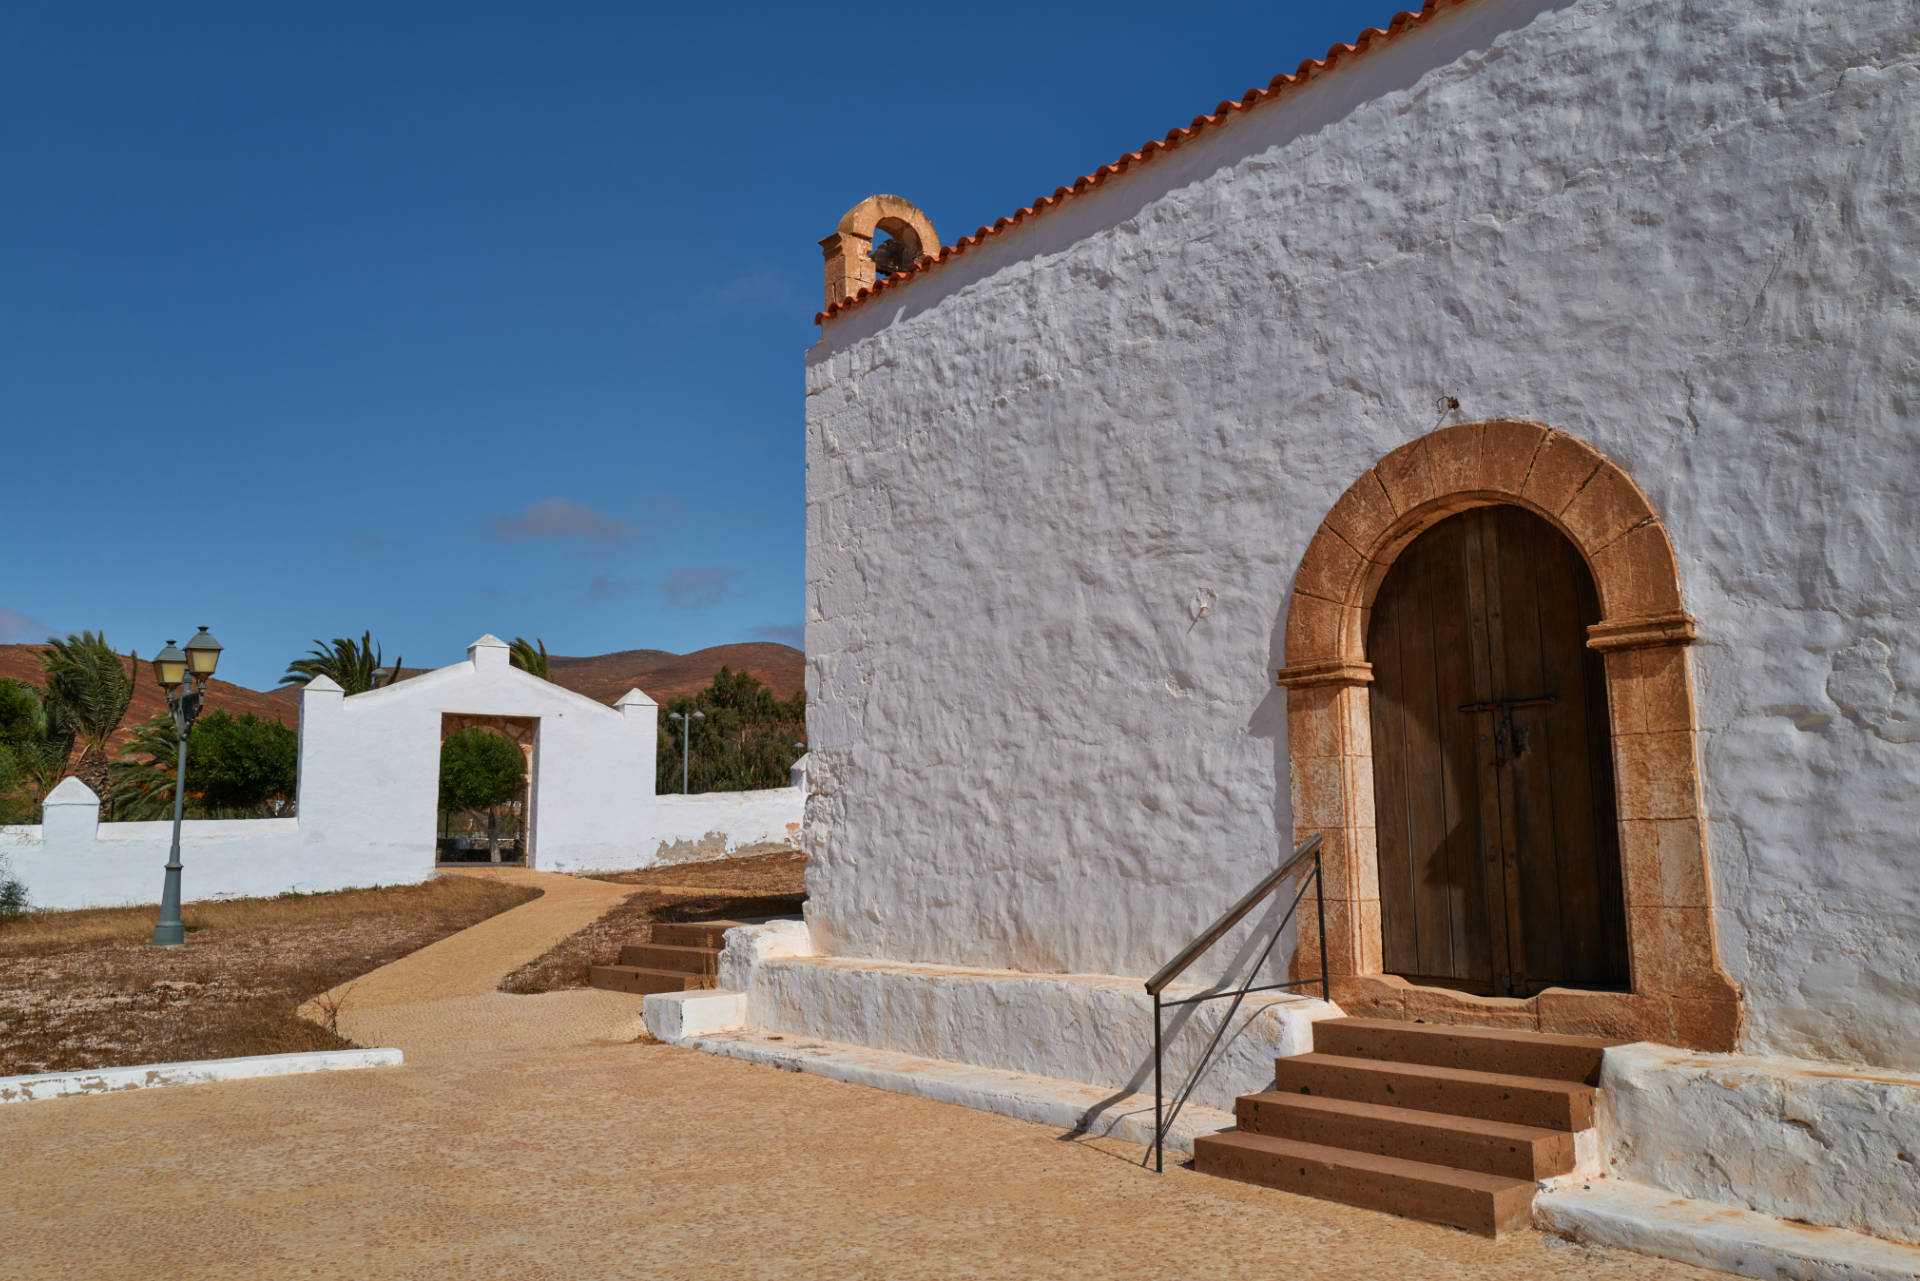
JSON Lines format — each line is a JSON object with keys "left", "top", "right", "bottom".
{"left": 40, "top": 632, "right": 137, "bottom": 807}
{"left": 281, "top": 632, "right": 402, "bottom": 695}
{"left": 0, "top": 678, "right": 77, "bottom": 820}
{"left": 509, "top": 636, "right": 549, "bottom": 679}
{"left": 107, "top": 712, "right": 180, "bottom": 821}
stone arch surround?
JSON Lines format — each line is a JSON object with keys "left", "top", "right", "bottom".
{"left": 819, "top": 195, "right": 940, "bottom": 309}
{"left": 1277, "top": 420, "right": 1740, "bottom": 1050}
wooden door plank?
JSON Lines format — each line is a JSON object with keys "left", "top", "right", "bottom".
{"left": 1530, "top": 527, "right": 1605, "bottom": 987}
{"left": 1460, "top": 510, "right": 1514, "bottom": 992}
{"left": 1399, "top": 532, "right": 1459, "bottom": 982}
{"left": 1493, "top": 507, "right": 1567, "bottom": 993}
{"left": 1430, "top": 518, "right": 1490, "bottom": 988}
{"left": 1367, "top": 589, "right": 1420, "bottom": 977}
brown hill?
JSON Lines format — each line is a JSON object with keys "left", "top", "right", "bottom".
{"left": 4, "top": 642, "right": 803, "bottom": 748}
{"left": 546, "top": 643, "right": 803, "bottom": 706}
{"left": 0, "top": 645, "right": 298, "bottom": 750}
{"left": 251, "top": 642, "right": 805, "bottom": 721}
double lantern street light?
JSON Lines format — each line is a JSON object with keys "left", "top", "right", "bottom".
{"left": 148, "top": 627, "right": 223, "bottom": 947}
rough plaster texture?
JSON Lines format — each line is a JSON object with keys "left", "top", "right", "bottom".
{"left": 0, "top": 1049, "right": 403, "bottom": 1105}
{"left": 718, "top": 921, "right": 1338, "bottom": 1115}
{"left": 803, "top": 0, "right": 1920, "bottom": 1067}
{"left": 0, "top": 638, "right": 800, "bottom": 908}
{"left": 1597, "top": 1043, "right": 1920, "bottom": 1247}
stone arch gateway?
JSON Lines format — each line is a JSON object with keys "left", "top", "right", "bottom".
{"left": 1276, "top": 420, "right": 1740, "bottom": 1049}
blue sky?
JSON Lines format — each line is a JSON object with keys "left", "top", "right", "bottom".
{"left": 4, "top": 0, "right": 1404, "bottom": 690}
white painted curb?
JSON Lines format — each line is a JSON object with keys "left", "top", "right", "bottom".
{"left": 0, "top": 1048, "right": 404, "bottom": 1104}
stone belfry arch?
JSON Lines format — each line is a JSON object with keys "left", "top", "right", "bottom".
{"left": 1278, "top": 420, "right": 1740, "bottom": 1049}
{"left": 820, "top": 195, "right": 938, "bottom": 308}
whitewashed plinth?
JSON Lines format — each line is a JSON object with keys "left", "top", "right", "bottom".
{"left": 713, "top": 921, "right": 1338, "bottom": 1117}
{"left": 1537, "top": 1178, "right": 1920, "bottom": 1281}
{"left": 1599, "top": 1044, "right": 1920, "bottom": 1248}
{"left": 642, "top": 990, "right": 747, "bottom": 1040}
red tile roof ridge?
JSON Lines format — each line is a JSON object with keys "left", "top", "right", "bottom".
{"left": 817, "top": 0, "right": 1474, "bottom": 324}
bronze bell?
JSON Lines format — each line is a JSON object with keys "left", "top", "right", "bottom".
{"left": 869, "top": 234, "right": 915, "bottom": 276}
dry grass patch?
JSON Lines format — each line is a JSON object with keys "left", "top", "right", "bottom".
{"left": 504, "top": 849, "right": 805, "bottom": 993}
{"left": 0, "top": 875, "right": 538, "bottom": 1076}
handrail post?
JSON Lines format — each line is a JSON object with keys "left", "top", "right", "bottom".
{"left": 1153, "top": 990, "right": 1164, "bottom": 1173}
{"left": 1315, "top": 851, "right": 1329, "bottom": 1002}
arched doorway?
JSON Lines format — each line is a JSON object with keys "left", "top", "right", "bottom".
{"left": 1276, "top": 420, "right": 1741, "bottom": 1049}
{"left": 1368, "top": 505, "right": 1628, "bottom": 997}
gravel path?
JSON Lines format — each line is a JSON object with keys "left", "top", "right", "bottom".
{"left": 0, "top": 1038, "right": 1714, "bottom": 1280}
{"left": 300, "top": 867, "right": 649, "bottom": 1065}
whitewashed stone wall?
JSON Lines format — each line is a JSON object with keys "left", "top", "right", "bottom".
{"left": 804, "top": 0, "right": 1920, "bottom": 1067}
{"left": 0, "top": 636, "right": 803, "bottom": 909}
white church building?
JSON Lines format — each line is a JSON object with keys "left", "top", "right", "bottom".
{"left": 663, "top": 0, "right": 1920, "bottom": 1272}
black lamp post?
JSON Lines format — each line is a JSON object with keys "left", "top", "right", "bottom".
{"left": 150, "top": 626, "right": 222, "bottom": 947}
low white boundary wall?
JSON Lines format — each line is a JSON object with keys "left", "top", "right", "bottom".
{"left": 0, "top": 637, "right": 805, "bottom": 911}
{"left": 542, "top": 787, "right": 805, "bottom": 874}
{"left": 1, "top": 800, "right": 361, "bottom": 910}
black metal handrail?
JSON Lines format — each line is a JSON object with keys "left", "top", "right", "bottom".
{"left": 1144, "top": 833, "right": 1327, "bottom": 1172}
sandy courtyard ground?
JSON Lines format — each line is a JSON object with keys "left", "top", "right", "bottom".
{"left": 0, "top": 1038, "right": 1714, "bottom": 1281}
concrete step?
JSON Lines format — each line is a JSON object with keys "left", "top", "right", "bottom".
{"left": 1314, "top": 1017, "right": 1613, "bottom": 1084}
{"left": 588, "top": 965, "right": 711, "bottom": 996}
{"left": 1192, "top": 1130, "right": 1536, "bottom": 1237}
{"left": 1270, "top": 1053, "right": 1595, "bottom": 1131}
{"left": 616, "top": 942, "right": 722, "bottom": 974}
{"left": 1235, "top": 1091, "right": 1578, "bottom": 1181}
{"left": 651, "top": 921, "right": 742, "bottom": 950}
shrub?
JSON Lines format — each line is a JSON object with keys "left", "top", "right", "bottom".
{"left": 0, "top": 855, "right": 27, "bottom": 924}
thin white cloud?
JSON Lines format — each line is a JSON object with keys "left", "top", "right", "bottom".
{"left": 749, "top": 623, "right": 804, "bottom": 648}
{"left": 491, "top": 498, "right": 632, "bottom": 544}
{"left": 0, "top": 606, "right": 52, "bottom": 644}
{"left": 587, "top": 575, "right": 647, "bottom": 601}
{"left": 662, "top": 567, "right": 743, "bottom": 614}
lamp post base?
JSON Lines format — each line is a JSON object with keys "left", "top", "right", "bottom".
{"left": 152, "top": 862, "right": 186, "bottom": 947}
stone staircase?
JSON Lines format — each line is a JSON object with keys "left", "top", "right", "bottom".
{"left": 1194, "top": 1017, "right": 1617, "bottom": 1237}
{"left": 588, "top": 920, "right": 735, "bottom": 996}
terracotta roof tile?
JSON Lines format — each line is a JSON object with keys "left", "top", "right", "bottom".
{"left": 817, "top": 0, "right": 1473, "bottom": 323}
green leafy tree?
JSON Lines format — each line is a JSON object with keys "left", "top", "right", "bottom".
{"left": 438, "top": 727, "right": 526, "bottom": 862}
{"left": 190, "top": 711, "right": 298, "bottom": 816}
{"left": 657, "top": 666, "right": 806, "bottom": 795}
{"left": 282, "top": 632, "right": 402, "bottom": 695}
{"left": 40, "top": 632, "right": 137, "bottom": 808}
{"left": 509, "top": 636, "right": 549, "bottom": 679}
{"left": 0, "top": 679, "right": 38, "bottom": 818}
{"left": 0, "top": 678, "right": 77, "bottom": 821}
{"left": 108, "top": 710, "right": 298, "bottom": 820}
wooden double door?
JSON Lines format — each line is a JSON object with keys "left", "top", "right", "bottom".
{"left": 1367, "top": 505, "right": 1629, "bottom": 997}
